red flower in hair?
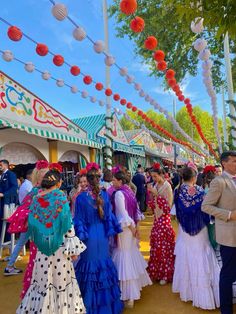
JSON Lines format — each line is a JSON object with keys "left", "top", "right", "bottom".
{"left": 79, "top": 168, "right": 87, "bottom": 176}
{"left": 49, "top": 163, "right": 63, "bottom": 173}
{"left": 36, "top": 160, "right": 49, "bottom": 170}
{"left": 86, "top": 162, "right": 100, "bottom": 171}
{"left": 112, "top": 165, "right": 121, "bottom": 174}
{"left": 203, "top": 165, "right": 216, "bottom": 174}
{"left": 152, "top": 163, "right": 161, "bottom": 170}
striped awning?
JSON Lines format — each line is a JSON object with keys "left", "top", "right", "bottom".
{"left": 113, "top": 142, "right": 145, "bottom": 157}
{"left": 0, "top": 118, "right": 103, "bottom": 149}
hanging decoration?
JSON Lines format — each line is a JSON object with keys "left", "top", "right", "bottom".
{"left": 70, "top": 65, "right": 80, "bottom": 76}
{"left": 51, "top": 3, "right": 68, "bottom": 21}
{"left": 7, "top": 26, "right": 22, "bottom": 41}
{"left": 24, "top": 62, "right": 35, "bottom": 73}
{"left": 93, "top": 40, "right": 105, "bottom": 53}
{"left": 36, "top": 43, "right": 49, "bottom": 56}
{"left": 2, "top": 50, "right": 14, "bottom": 62}
{"left": 130, "top": 16, "right": 145, "bottom": 33}
{"left": 120, "top": 0, "right": 137, "bottom": 15}
{"left": 42, "top": 71, "right": 51, "bottom": 80}
{"left": 73, "top": 27, "right": 86, "bottom": 41}
{"left": 53, "top": 54, "right": 64, "bottom": 66}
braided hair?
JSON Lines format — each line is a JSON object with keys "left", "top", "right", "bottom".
{"left": 87, "top": 169, "right": 104, "bottom": 219}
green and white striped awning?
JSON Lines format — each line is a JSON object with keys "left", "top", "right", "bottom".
{"left": 0, "top": 118, "right": 103, "bottom": 149}
{"left": 113, "top": 142, "right": 145, "bottom": 157}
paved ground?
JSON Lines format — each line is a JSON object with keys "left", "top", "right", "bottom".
{"left": 0, "top": 216, "right": 230, "bottom": 313}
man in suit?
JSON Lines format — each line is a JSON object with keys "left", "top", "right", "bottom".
{"left": 0, "top": 160, "right": 18, "bottom": 240}
{"left": 132, "top": 165, "right": 146, "bottom": 212}
{"left": 202, "top": 151, "right": 236, "bottom": 314}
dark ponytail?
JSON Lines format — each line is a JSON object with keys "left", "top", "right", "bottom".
{"left": 87, "top": 169, "right": 104, "bottom": 219}
{"left": 41, "top": 170, "right": 61, "bottom": 189}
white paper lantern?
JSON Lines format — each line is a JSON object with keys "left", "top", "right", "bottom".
{"left": 202, "top": 69, "right": 211, "bottom": 77}
{"left": 99, "top": 100, "right": 105, "bottom": 106}
{"left": 202, "top": 60, "right": 213, "bottom": 70}
{"left": 2, "top": 50, "right": 13, "bottom": 62}
{"left": 93, "top": 40, "right": 105, "bottom": 53}
{"left": 105, "top": 55, "right": 115, "bottom": 66}
{"left": 191, "top": 17, "right": 204, "bottom": 34}
{"left": 193, "top": 38, "right": 207, "bottom": 52}
{"left": 145, "top": 95, "right": 150, "bottom": 102}
{"left": 159, "top": 107, "right": 164, "bottom": 113}
{"left": 24, "top": 62, "right": 35, "bottom": 73}
{"left": 150, "top": 99, "right": 155, "bottom": 106}
{"left": 199, "top": 49, "right": 211, "bottom": 61}
{"left": 73, "top": 27, "right": 86, "bottom": 41}
{"left": 42, "top": 71, "right": 51, "bottom": 80}
{"left": 126, "top": 75, "right": 134, "bottom": 83}
{"left": 82, "top": 90, "right": 88, "bottom": 98}
{"left": 52, "top": 3, "right": 68, "bottom": 21}
{"left": 139, "top": 90, "right": 145, "bottom": 97}
{"left": 90, "top": 96, "right": 96, "bottom": 103}
{"left": 134, "top": 83, "right": 141, "bottom": 91}
{"left": 119, "top": 67, "right": 128, "bottom": 76}
{"left": 56, "top": 79, "right": 64, "bottom": 87}
{"left": 71, "top": 85, "right": 78, "bottom": 93}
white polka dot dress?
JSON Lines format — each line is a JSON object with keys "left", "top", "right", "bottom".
{"left": 16, "top": 226, "right": 86, "bottom": 314}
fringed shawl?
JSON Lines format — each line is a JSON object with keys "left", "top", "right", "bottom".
{"left": 28, "top": 189, "right": 71, "bottom": 256}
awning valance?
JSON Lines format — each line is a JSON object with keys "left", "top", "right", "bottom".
{"left": 113, "top": 142, "right": 145, "bottom": 157}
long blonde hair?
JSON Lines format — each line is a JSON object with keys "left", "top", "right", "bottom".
{"left": 32, "top": 167, "right": 49, "bottom": 186}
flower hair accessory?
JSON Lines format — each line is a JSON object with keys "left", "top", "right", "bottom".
{"left": 186, "top": 161, "right": 198, "bottom": 173}
{"left": 49, "top": 163, "right": 63, "bottom": 173}
{"left": 79, "top": 168, "right": 87, "bottom": 176}
{"left": 36, "top": 160, "right": 49, "bottom": 170}
{"left": 203, "top": 165, "right": 216, "bottom": 174}
{"left": 86, "top": 162, "right": 100, "bottom": 171}
{"left": 112, "top": 165, "right": 122, "bottom": 174}
{"left": 152, "top": 162, "right": 161, "bottom": 170}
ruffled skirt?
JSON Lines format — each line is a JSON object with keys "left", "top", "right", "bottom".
{"left": 172, "top": 226, "right": 220, "bottom": 310}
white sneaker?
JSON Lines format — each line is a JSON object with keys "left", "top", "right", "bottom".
{"left": 125, "top": 300, "right": 134, "bottom": 308}
{"left": 159, "top": 280, "right": 167, "bottom": 285}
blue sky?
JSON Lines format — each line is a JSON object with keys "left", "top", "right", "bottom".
{"left": 0, "top": 0, "right": 227, "bottom": 121}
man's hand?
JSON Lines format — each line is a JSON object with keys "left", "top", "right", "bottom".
{"left": 0, "top": 193, "right": 4, "bottom": 198}
{"left": 230, "top": 211, "right": 236, "bottom": 221}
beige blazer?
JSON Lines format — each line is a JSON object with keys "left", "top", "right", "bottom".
{"left": 202, "top": 173, "right": 236, "bottom": 247}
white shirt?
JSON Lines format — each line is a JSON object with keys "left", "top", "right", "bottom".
{"left": 18, "top": 179, "right": 33, "bottom": 204}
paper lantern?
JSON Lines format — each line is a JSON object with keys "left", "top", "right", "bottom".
{"left": 145, "top": 95, "right": 150, "bottom": 102}
{"left": 132, "top": 106, "right": 137, "bottom": 112}
{"left": 52, "top": 3, "right": 68, "bottom": 21}
{"left": 157, "top": 60, "right": 167, "bottom": 71}
{"left": 153, "top": 50, "right": 165, "bottom": 61}
{"left": 73, "top": 27, "right": 86, "bottom": 41}
{"left": 82, "top": 91, "right": 88, "bottom": 98}
{"left": 53, "top": 55, "right": 64, "bottom": 66}
{"left": 24, "top": 62, "right": 35, "bottom": 73}
{"left": 113, "top": 94, "right": 120, "bottom": 101}
{"left": 120, "top": 0, "right": 137, "bottom": 15}
{"left": 178, "top": 95, "right": 184, "bottom": 102}
{"left": 126, "top": 102, "right": 132, "bottom": 109}
{"left": 36, "top": 43, "right": 49, "bottom": 56}
{"left": 42, "top": 71, "right": 51, "bottom": 80}
{"left": 191, "top": 17, "right": 204, "bottom": 34}
{"left": 176, "top": 91, "right": 182, "bottom": 97}
{"left": 165, "top": 69, "right": 175, "bottom": 79}
{"left": 134, "top": 83, "right": 142, "bottom": 90}
{"left": 199, "top": 49, "right": 211, "bottom": 61}
{"left": 120, "top": 99, "right": 127, "bottom": 105}
{"left": 2, "top": 50, "right": 14, "bottom": 62}
{"left": 105, "top": 55, "right": 115, "bottom": 66}
{"left": 172, "top": 84, "right": 180, "bottom": 92}
{"left": 99, "top": 100, "right": 105, "bottom": 106}
{"left": 202, "top": 60, "right": 213, "bottom": 70}
{"left": 105, "top": 88, "right": 112, "bottom": 96}
{"left": 95, "top": 82, "right": 103, "bottom": 91}
{"left": 130, "top": 16, "right": 145, "bottom": 33}
{"left": 144, "top": 36, "right": 158, "bottom": 50}
{"left": 126, "top": 75, "right": 135, "bottom": 83}
{"left": 83, "top": 75, "right": 92, "bottom": 85}
{"left": 184, "top": 98, "right": 190, "bottom": 105}
{"left": 139, "top": 90, "right": 145, "bottom": 97}
{"left": 70, "top": 65, "right": 80, "bottom": 76}
{"left": 167, "top": 78, "right": 176, "bottom": 87}
{"left": 56, "top": 79, "right": 64, "bottom": 87}
{"left": 119, "top": 67, "right": 128, "bottom": 76}
{"left": 93, "top": 40, "right": 105, "bottom": 53}
{"left": 90, "top": 96, "right": 97, "bottom": 103}
{"left": 71, "top": 85, "right": 78, "bottom": 93}
{"left": 193, "top": 38, "right": 207, "bottom": 52}
{"left": 7, "top": 26, "right": 22, "bottom": 41}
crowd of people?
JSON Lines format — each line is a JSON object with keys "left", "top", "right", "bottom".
{"left": 0, "top": 151, "right": 236, "bottom": 314}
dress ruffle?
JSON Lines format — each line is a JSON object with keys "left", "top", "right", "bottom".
{"left": 105, "top": 212, "right": 123, "bottom": 237}
{"left": 75, "top": 258, "right": 123, "bottom": 314}
{"left": 63, "top": 232, "right": 86, "bottom": 256}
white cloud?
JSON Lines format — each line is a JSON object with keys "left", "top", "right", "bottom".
{"left": 131, "top": 62, "right": 152, "bottom": 74}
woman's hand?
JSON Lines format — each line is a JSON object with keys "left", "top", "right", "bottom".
{"left": 129, "top": 225, "right": 137, "bottom": 237}
{"left": 71, "top": 255, "right": 78, "bottom": 261}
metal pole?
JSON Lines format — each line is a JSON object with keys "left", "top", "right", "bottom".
{"left": 222, "top": 86, "right": 228, "bottom": 149}
{"left": 173, "top": 99, "right": 177, "bottom": 168}
{"left": 102, "top": 0, "right": 113, "bottom": 169}
{"left": 224, "top": 32, "right": 236, "bottom": 147}
{"left": 191, "top": 124, "right": 195, "bottom": 163}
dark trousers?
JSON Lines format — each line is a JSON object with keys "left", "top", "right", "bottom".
{"left": 220, "top": 245, "right": 236, "bottom": 314}
{"left": 136, "top": 193, "right": 146, "bottom": 212}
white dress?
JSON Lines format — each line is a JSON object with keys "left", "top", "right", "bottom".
{"left": 16, "top": 226, "right": 86, "bottom": 314}
{"left": 112, "top": 191, "right": 152, "bottom": 301}
{"left": 173, "top": 225, "right": 220, "bottom": 310}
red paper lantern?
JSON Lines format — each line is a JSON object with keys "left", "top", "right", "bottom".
{"left": 165, "top": 69, "right": 175, "bottom": 79}
{"left": 153, "top": 50, "right": 165, "bottom": 61}
{"left": 184, "top": 98, "right": 190, "bottom": 105}
{"left": 95, "top": 82, "right": 103, "bottom": 91}
{"left": 36, "top": 43, "right": 48, "bottom": 56}
{"left": 120, "top": 99, "right": 127, "bottom": 105}
{"left": 120, "top": 0, "right": 137, "bottom": 15}
{"left": 178, "top": 95, "right": 185, "bottom": 102}
{"left": 167, "top": 78, "right": 176, "bottom": 87}
{"left": 138, "top": 110, "right": 143, "bottom": 116}
{"left": 157, "top": 61, "right": 167, "bottom": 71}
{"left": 126, "top": 102, "right": 132, "bottom": 109}
{"left": 53, "top": 54, "right": 64, "bottom": 66}
{"left": 113, "top": 94, "right": 120, "bottom": 101}
{"left": 144, "top": 36, "right": 158, "bottom": 50}
{"left": 83, "top": 75, "right": 92, "bottom": 85}
{"left": 173, "top": 85, "right": 180, "bottom": 93}
{"left": 7, "top": 26, "right": 22, "bottom": 41}
{"left": 70, "top": 65, "right": 80, "bottom": 76}
{"left": 176, "top": 91, "right": 182, "bottom": 97}
{"left": 130, "top": 16, "right": 145, "bottom": 33}
{"left": 132, "top": 106, "right": 137, "bottom": 112}
{"left": 105, "top": 88, "right": 112, "bottom": 96}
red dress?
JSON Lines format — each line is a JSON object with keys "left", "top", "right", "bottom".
{"left": 147, "top": 181, "right": 175, "bottom": 282}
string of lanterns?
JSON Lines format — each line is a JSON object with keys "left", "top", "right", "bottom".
{"left": 119, "top": 0, "right": 218, "bottom": 159}
{"left": 191, "top": 17, "right": 222, "bottom": 154}
{"left": 1, "top": 16, "right": 206, "bottom": 155}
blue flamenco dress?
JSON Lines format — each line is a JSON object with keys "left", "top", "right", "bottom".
{"left": 74, "top": 188, "right": 124, "bottom": 314}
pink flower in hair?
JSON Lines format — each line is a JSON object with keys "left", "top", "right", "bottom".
{"left": 152, "top": 162, "right": 161, "bottom": 170}
{"left": 112, "top": 165, "right": 121, "bottom": 174}
{"left": 49, "top": 163, "right": 63, "bottom": 173}
{"left": 35, "top": 160, "right": 49, "bottom": 170}
{"left": 187, "top": 161, "right": 198, "bottom": 173}
{"left": 86, "top": 162, "right": 100, "bottom": 171}
{"left": 203, "top": 165, "right": 216, "bottom": 174}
